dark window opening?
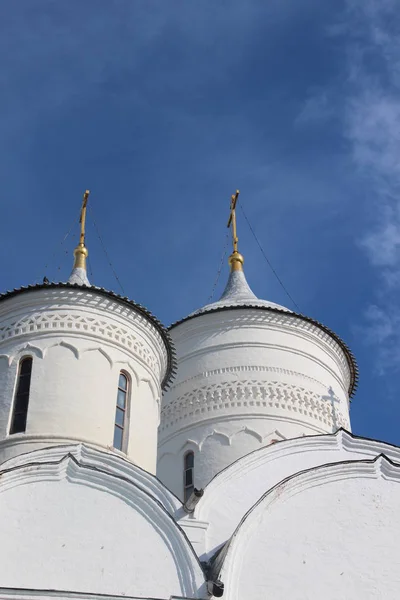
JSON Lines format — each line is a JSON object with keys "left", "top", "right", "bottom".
{"left": 10, "top": 357, "right": 33, "bottom": 435}
{"left": 183, "top": 451, "right": 194, "bottom": 502}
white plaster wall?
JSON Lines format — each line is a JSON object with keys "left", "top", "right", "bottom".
{"left": 0, "top": 457, "right": 205, "bottom": 598}
{"left": 0, "top": 287, "right": 169, "bottom": 473}
{"left": 220, "top": 458, "right": 400, "bottom": 600}
{"left": 158, "top": 418, "right": 321, "bottom": 497}
{"left": 191, "top": 430, "right": 400, "bottom": 558}
{"left": 158, "top": 309, "right": 352, "bottom": 497}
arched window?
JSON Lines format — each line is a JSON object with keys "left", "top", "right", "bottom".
{"left": 183, "top": 451, "right": 194, "bottom": 502}
{"left": 10, "top": 357, "right": 33, "bottom": 435}
{"left": 113, "top": 372, "right": 129, "bottom": 451}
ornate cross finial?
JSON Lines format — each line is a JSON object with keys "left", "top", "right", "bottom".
{"left": 227, "top": 190, "right": 244, "bottom": 271}
{"left": 227, "top": 190, "right": 240, "bottom": 253}
{"left": 79, "top": 190, "right": 90, "bottom": 246}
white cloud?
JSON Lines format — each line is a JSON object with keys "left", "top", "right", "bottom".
{"left": 340, "top": 0, "right": 400, "bottom": 370}
{"left": 361, "top": 304, "right": 400, "bottom": 374}
{"left": 360, "top": 207, "right": 400, "bottom": 267}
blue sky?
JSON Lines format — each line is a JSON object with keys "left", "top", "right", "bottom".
{"left": 1, "top": 0, "right": 399, "bottom": 444}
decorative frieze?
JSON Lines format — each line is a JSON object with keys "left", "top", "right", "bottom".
{"left": 169, "top": 365, "right": 328, "bottom": 392}
{"left": 174, "top": 310, "right": 353, "bottom": 391}
{"left": 0, "top": 311, "right": 159, "bottom": 375}
{"left": 160, "top": 379, "right": 349, "bottom": 434}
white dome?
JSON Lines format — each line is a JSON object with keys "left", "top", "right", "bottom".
{"left": 190, "top": 269, "right": 290, "bottom": 316}
{"left": 68, "top": 267, "right": 90, "bottom": 286}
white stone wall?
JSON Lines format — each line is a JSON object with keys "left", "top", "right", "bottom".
{"left": 158, "top": 308, "right": 352, "bottom": 497}
{"left": 189, "top": 430, "right": 400, "bottom": 559}
{"left": 219, "top": 457, "right": 400, "bottom": 600}
{"left": 0, "top": 287, "right": 169, "bottom": 472}
{"left": 0, "top": 453, "right": 206, "bottom": 598}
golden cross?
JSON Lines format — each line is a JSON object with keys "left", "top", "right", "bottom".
{"left": 227, "top": 190, "right": 240, "bottom": 254}
{"left": 79, "top": 190, "right": 90, "bottom": 246}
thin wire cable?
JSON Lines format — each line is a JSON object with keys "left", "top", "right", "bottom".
{"left": 88, "top": 205, "right": 126, "bottom": 295}
{"left": 239, "top": 204, "right": 301, "bottom": 312}
{"left": 87, "top": 255, "right": 94, "bottom": 279}
{"left": 207, "top": 231, "right": 230, "bottom": 303}
{"left": 35, "top": 219, "right": 76, "bottom": 283}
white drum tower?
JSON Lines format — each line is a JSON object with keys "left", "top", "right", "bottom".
{"left": 158, "top": 191, "right": 357, "bottom": 498}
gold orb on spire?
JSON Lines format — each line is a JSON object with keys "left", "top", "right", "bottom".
{"left": 228, "top": 251, "right": 244, "bottom": 271}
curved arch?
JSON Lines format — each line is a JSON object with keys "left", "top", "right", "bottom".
{"left": 43, "top": 341, "right": 80, "bottom": 359}
{"left": 262, "top": 429, "right": 286, "bottom": 444}
{"left": 0, "top": 442, "right": 182, "bottom": 515}
{"left": 217, "top": 456, "right": 400, "bottom": 600}
{"left": 199, "top": 430, "right": 231, "bottom": 450}
{"left": 0, "top": 454, "right": 206, "bottom": 598}
{"left": 114, "top": 360, "right": 140, "bottom": 387}
{"left": 194, "top": 429, "right": 400, "bottom": 558}
{"left": 231, "top": 427, "right": 263, "bottom": 444}
{"left": 82, "top": 346, "right": 113, "bottom": 368}
{"left": 158, "top": 438, "right": 200, "bottom": 463}
{"left": 10, "top": 344, "right": 43, "bottom": 363}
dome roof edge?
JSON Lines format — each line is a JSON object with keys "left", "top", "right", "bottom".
{"left": 0, "top": 282, "right": 176, "bottom": 390}
{"left": 168, "top": 303, "right": 358, "bottom": 398}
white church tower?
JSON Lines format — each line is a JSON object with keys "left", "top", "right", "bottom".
{"left": 0, "top": 191, "right": 174, "bottom": 472}
{"left": 2, "top": 188, "right": 400, "bottom": 600}
{"left": 158, "top": 191, "right": 358, "bottom": 498}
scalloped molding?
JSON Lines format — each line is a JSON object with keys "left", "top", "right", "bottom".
{"left": 158, "top": 427, "right": 287, "bottom": 461}
{"left": 4, "top": 341, "right": 161, "bottom": 401}
{"left": 0, "top": 310, "right": 162, "bottom": 376}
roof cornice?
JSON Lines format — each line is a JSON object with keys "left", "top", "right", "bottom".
{"left": 0, "top": 282, "right": 177, "bottom": 390}
{"left": 169, "top": 304, "right": 358, "bottom": 398}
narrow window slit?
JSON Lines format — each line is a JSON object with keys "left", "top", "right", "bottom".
{"left": 113, "top": 372, "right": 129, "bottom": 451}
{"left": 183, "top": 451, "right": 195, "bottom": 502}
{"left": 10, "top": 357, "right": 33, "bottom": 435}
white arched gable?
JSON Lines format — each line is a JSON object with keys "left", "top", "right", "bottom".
{"left": 217, "top": 456, "right": 400, "bottom": 600}
{"left": 0, "top": 454, "right": 206, "bottom": 599}
{"left": 194, "top": 429, "right": 400, "bottom": 558}
{"left": 0, "top": 442, "right": 183, "bottom": 517}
